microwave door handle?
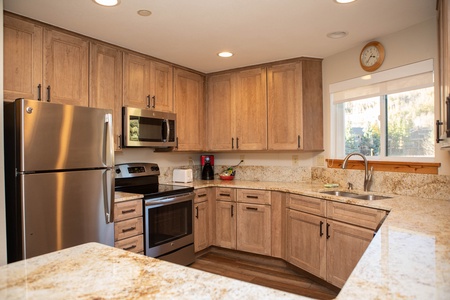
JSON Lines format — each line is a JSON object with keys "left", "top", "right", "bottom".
{"left": 165, "top": 119, "right": 170, "bottom": 143}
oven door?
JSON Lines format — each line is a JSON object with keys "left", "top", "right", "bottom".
{"left": 144, "top": 192, "right": 194, "bottom": 258}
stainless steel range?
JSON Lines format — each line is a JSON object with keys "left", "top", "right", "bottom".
{"left": 114, "top": 163, "right": 195, "bottom": 266}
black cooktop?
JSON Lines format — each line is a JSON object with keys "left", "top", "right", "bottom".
{"left": 114, "top": 163, "right": 194, "bottom": 198}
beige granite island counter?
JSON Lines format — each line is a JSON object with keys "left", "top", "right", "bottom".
{"left": 169, "top": 179, "right": 450, "bottom": 299}
{"left": 0, "top": 242, "right": 306, "bottom": 300}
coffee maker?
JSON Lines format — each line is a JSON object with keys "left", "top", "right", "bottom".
{"left": 201, "top": 155, "right": 214, "bottom": 180}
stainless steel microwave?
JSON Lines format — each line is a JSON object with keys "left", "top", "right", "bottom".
{"left": 123, "top": 107, "right": 176, "bottom": 148}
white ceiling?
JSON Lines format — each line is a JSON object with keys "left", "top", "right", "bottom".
{"left": 4, "top": 0, "right": 437, "bottom": 74}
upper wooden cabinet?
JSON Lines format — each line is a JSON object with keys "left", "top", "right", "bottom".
{"left": 267, "top": 59, "right": 323, "bottom": 151}
{"left": 438, "top": 0, "right": 450, "bottom": 138}
{"left": 207, "top": 67, "right": 267, "bottom": 151}
{"left": 123, "top": 52, "right": 173, "bottom": 112}
{"left": 174, "top": 68, "right": 205, "bottom": 151}
{"left": 89, "top": 42, "right": 123, "bottom": 151}
{"left": 43, "top": 28, "right": 89, "bottom": 106}
{"left": 4, "top": 15, "right": 43, "bottom": 101}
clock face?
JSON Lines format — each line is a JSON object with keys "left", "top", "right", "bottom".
{"left": 361, "top": 46, "right": 380, "bottom": 67}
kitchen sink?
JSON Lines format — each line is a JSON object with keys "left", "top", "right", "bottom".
{"left": 352, "top": 194, "right": 392, "bottom": 201}
{"left": 320, "top": 190, "right": 359, "bottom": 197}
{"left": 320, "top": 190, "right": 392, "bottom": 201}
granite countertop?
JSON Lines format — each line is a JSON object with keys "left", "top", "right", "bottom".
{"left": 2, "top": 180, "right": 447, "bottom": 299}
{"left": 115, "top": 191, "right": 144, "bottom": 203}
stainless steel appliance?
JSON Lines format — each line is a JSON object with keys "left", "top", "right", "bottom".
{"left": 114, "top": 163, "right": 195, "bottom": 266}
{"left": 4, "top": 98, "right": 115, "bottom": 263}
{"left": 123, "top": 107, "right": 176, "bottom": 148}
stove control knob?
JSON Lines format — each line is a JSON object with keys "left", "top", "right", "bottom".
{"left": 115, "top": 168, "right": 121, "bottom": 174}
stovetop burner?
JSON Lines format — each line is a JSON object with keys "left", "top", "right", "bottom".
{"left": 114, "top": 163, "right": 194, "bottom": 198}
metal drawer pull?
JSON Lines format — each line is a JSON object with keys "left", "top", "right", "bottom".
{"left": 123, "top": 244, "right": 137, "bottom": 251}
{"left": 197, "top": 194, "right": 207, "bottom": 198}
{"left": 320, "top": 221, "right": 324, "bottom": 237}
{"left": 195, "top": 206, "right": 199, "bottom": 219}
{"left": 219, "top": 193, "right": 230, "bottom": 197}
{"left": 246, "top": 195, "right": 259, "bottom": 199}
{"left": 231, "top": 205, "right": 234, "bottom": 217}
{"left": 326, "top": 223, "right": 330, "bottom": 239}
{"left": 121, "top": 208, "right": 136, "bottom": 214}
{"left": 246, "top": 207, "right": 258, "bottom": 211}
{"left": 122, "top": 226, "right": 136, "bottom": 233}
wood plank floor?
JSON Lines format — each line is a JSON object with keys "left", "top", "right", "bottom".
{"left": 189, "top": 248, "right": 340, "bottom": 300}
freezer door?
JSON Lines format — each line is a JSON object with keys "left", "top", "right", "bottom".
{"left": 15, "top": 99, "right": 114, "bottom": 172}
{"left": 20, "top": 169, "right": 114, "bottom": 259}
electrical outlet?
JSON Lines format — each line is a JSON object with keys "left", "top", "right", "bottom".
{"left": 316, "top": 155, "right": 325, "bottom": 167}
{"left": 292, "top": 155, "right": 299, "bottom": 166}
{"left": 240, "top": 155, "right": 245, "bottom": 165}
{"left": 188, "top": 156, "right": 194, "bottom": 166}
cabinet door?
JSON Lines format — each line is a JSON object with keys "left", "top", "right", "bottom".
{"left": 89, "top": 42, "right": 123, "bottom": 151}
{"left": 151, "top": 61, "right": 173, "bottom": 112}
{"left": 43, "top": 28, "right": 89, "bottom": 106}
{"left": 123, "top": 52, "right": 151, "bottom": 109}
{"left": 326, "top": 220, "right": 373, "bottom": 288}
{"left": 4, "top": 15, "right": 43, "bottom": 101}
{"left": 267, "top": 62, "right": 302, "bottom": 150}
{"left": 235, "top": 68, "right": 267, "bottom": 150}
{"left": 286, "top": 209, "right": 326, "bottom": 280}
{"left": 215, "top": 200, "right": 236, "bottom": 249}
{"left": 194, "top": 201, "right": 209, "bottom": 252}
{"left": 206, "top": 73, "right": 234, "bottom": 150}
{"left": 236, "top": 203, "right": 271, "bottom": 255}
{"left": 174, "top": 68, "right": 205, "bottom": 151}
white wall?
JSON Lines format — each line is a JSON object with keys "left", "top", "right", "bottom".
{"left": 1, "top": 0, "right": 7, "bottom": 266}
{"left": 322, "top": 18, "right": 450, "bottom": 175}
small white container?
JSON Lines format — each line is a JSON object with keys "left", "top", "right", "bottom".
{"left": 173, "top": 169, "right": 193, "bottom": 183}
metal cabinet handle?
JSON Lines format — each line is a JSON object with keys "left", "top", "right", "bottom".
{"left": 146, "top": 95, "right": 151, "bottom": 108}
{"left": 231, "top": 204, "right": 234, "bottom": 217}
{"left": 232, "top": 137, "right": 234, "bottom": 149}
{"left": 152, "top": 95, "right": 156, "bottom": 108}
{"left": 121, "top": 208, "right": 136, "bottom": 214}
{"left": 197, "top": 194, "right": 207, "bottom": 198}
{"left": 246, "top": 195, "right": 258, "bottom": 199}
{"left": 436, "top": 120, "right": 444, "bottom": 143}
{"left": 326, "top": 223, "right": 330, "bottom": 239}
{"left": 122, "top": 226, "right": 136, "bottom": 233}
{"left": 37, "top": 84, "right": 42, "bottom": 101}
{"left": 195, "top": 206, "right": 199, "bottom": 219}
{"left": 246, "top": 206, "right": 258, "bottom": 211}
{"left": 175, "top": 137, "right": 179, "bottom": 149}
{"left": 117, "top": 135, "right": 122, "bottom": 149}
{"left": 47, "top": 85, "right": 51, "bottom": 102}
{"left": 123, "top": 245, "right": 137, "bottom": 251}
{"left": 297, "top": 135, "right": 301, "bottom": 148}
{"left": 219, "top": 193, "right": 230, "bottom": 197}
{"left": 320, "top": 221, "right": 324, "bottom": 237}
{"left": 236, "top": 137, "right": 239, "bottom": 149}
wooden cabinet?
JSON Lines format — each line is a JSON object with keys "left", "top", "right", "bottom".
{"left": 194, "top": 188, "right": 214, "bottom": 252}
{"left": 89, "top": 42, "right": 123, "bottom": 151}
{"left": 236, "top": 189, "right": 271, "bottom": 255}
{"left": 286, "top": 194, "right": 327, "bottom": 279}
{"left": 214, "top": 188, "right": 236, "bottom": 249}
{"left": 4, "top": 15, "right": 89, "bottom": 106}
{"left": 174, "top": 68, "right": 205, "bottom": 151}
{"left": 4, "top": 14, "right": 43, "bottom": 101}
{"left": 286, "top": 194, "right": 387, "bottom": 288}
{"left": 43, "top": 28, "right": 89, "bottom": 106}
{"left": 207, "top": 67, "right": 267, "bottom": 150}
{"left": 114, "top": 199, "right": 144, "bottom": 254}
{"left": 123, "top": 52, "right": 173, "bottom": 112}
{"left": 267, "top": 59, "right": 323, "bottom": 150}
{"left": 438, "top": 0, "right": 450, "bottom": 136}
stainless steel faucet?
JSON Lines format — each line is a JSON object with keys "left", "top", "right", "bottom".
{"left": 342, "top": 152, "right": 373, "bottom": 191}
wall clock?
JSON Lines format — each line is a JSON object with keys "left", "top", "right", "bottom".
{"left": 359, "top": 41, "right": 385, "bottom": 72}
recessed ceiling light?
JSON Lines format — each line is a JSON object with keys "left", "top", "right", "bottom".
{"left": 137, "top": 10, "right": 152, "bottom": 17}
{"left": 93, "top": 0, "right": 120, "bottom": 7}
{"left": 218, "top": 52, "right": 233, "bottom": 58}
{"left": 327, "top": 31, "right": 348, "bottom": 39}
{"left": 334, "top": 0, "right": 357, "bottom": 3}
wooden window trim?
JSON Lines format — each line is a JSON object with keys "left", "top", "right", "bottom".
{"left": 325, "top": 159, "right": 440, "bottom": 175}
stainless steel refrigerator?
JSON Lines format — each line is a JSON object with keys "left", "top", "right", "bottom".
{"left": 4, "top": 98, "right": 115, "bottom": 263}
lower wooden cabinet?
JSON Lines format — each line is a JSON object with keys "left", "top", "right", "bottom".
{"left": 215, "top": 200, "right": 237, "bottom": 249}
{"left": 114, "top": 198, "right": 144, "bottom": 254}
{"left": 237, "top": 202, "right": 271, "bottom": 255}
{"left": 194, "top": 188, "right": 213, "bottom": 252}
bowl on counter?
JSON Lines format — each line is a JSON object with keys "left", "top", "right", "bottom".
{"left": 219, "top": 175, "right": 235, "bottom": 180}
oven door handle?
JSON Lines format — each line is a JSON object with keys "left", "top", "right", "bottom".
{"left": 145, "top": 192, "right": 194, "bottom": 207}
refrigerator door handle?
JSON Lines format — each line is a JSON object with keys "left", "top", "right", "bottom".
{"left": 103, "top": 169, "right": 114, "bottom": 223}
{"left": 104, "top": 113, "right": 114, "bottom": 167}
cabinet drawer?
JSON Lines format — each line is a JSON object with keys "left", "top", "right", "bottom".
{"left": 288, "top": 194, "right": 326, "bottom": 217}
{"left": 114, "top": 199, "right": 142, "bottom": 222}
{"left": 327, "top": 201, "right": 387, "bottom": 230}
{"left": 215, "top": 187, "right": 235, "bottom": 202}
{"left": 195, "top": 188, "right": 209, "bottom": 203}
{"left": 114, "top": 235, "right": 144, "bottom": 253}
{"left": 237, "top": 189, "right": 271, "bottom": 205}
{"left": 114, "top": 217, "right": 143, "bottom": 241}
